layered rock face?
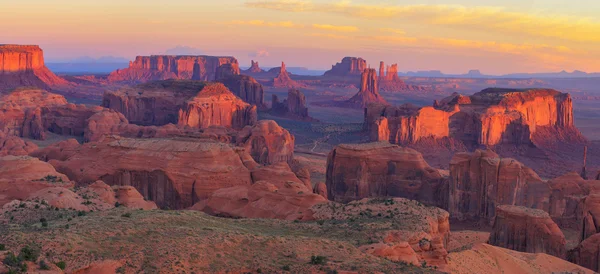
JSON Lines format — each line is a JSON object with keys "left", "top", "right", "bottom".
{"left": 0, "top": 155, "right": 73, "bottom": 206}
{"left": 345, "top": 68, "right": 388, "bottom": 108}
{"left": 36, "top": 137, "right": 253, "bottom": 209}
{"left": 0, "top": 135, "right": 38, "bottom": 156}
{"left": 367, "top": 88, "right": 581, "bottom": 146}
{"left": 0, "top": 88, "right": 101, "bottom": 140}
{"left": 107, "top": 55, "right": 239, "bottom": 83}
{"left": 270, "top": 89, "right": 316, "bottom": 121}
{"left": 178, "top": 83, "right": 257, "bottom": 129}
{"left": 570, "top": 233, "right": 600, "bottom": 272}
{"left": 324, "top": 57, "right": 367, "bottom": 77}
{"left": 326, "top": 142, "right": 448, "bottom": 207}
{"left": 272, "top": 62, "right": 302, "bottom": 88}
{"left": 488, "top": 205, "right": 566, "bottom": 258}
{"left": 103, "top": 80, "right": 257, "bottom": 129}
{"left": 217, "top": 75, "right": 265, "bottom": 108}
{"left": 215, "top": 63, "right": 241, "bottom": 80}
{"left": 448, "top": 150, "right": 544, "bottom": 223}
{"left": 0, "top": 45, "right": 69, "bottom": 91}
{"left": 236, "top": 120, "right": 295, "bottom": 165}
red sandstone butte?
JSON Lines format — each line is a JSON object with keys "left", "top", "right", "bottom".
{"left": 244, "top": 60, "right": 264, "bottom": 74}
{"left": 272, "top": 62, "right": 303, "bottom": 88}
{"left": 488, "top": 205, "right": 566, "bottom": 258}
{"left": 107, "top": 55, "right": 239, "bottom": 83}
{"left": 378, "top": 61, "right": 426, "bottom": 92}
{"left": 236, "top": 120, "right": 295, "bottom": 165}
{"left": 367, "top": 88, "right": 581, "bottom": 146}
{"left": 0, "top": 44, "right": 69, "bottom": 91}
{"left": 324, "top": 57, "right": 367, "bottom": 77}
{"left": 325, "top": 142, "right": 447, "bottom": 207}
{"left": 342, "top": 68, "right": 388, "bottom": 108}
{"left": 217, "top": 74, "right": 265, "bottom": 109}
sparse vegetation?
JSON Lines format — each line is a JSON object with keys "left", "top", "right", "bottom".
{"left": 36, "top": 175, "right": 64, "bottom": 183}
{"left": 121, "top": 212, "right": 132, "bottom": 218}
{"left": 310, "top": 255, "right": 328, "bottom": 265}
{"left": 55, "top": 261, "right": 66, "bottom": 270}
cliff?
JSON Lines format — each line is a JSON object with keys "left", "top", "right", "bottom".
{"left": 367, "top": 88, "right": 582, "bottom": 146}
{"left": 107, "top": 55, "right": 239, "bottom": 83}
{"left": 218, "top": 75, "right": 266, "bottom": 109}
{"left": 324, "top": 57, "right": 367, "bottom": 77}
{"left": 178, "top": 83, "right": 257, "bottom": 129}
{"left": 0, "top": 45, "right": 69, "bottom": 91}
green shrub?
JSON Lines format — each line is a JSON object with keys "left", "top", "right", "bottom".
{"left": 39, "top": 260, "right": 51, "bottom": 270}
{"left": 19, "top": 245, "right": 40, "bottom": 262}
{"left": 0, "top": 244, "right": 5, "bottom": 250}
{"left": 282, "top": 265, "right": 291, "bottom": 271}
{"left": 55, "top": 261, "right": 66, "bottom": 270}
{"left": 310, "top": 255, "right": 327, "bottom": 265}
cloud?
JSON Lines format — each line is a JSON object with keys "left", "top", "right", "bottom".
{"left": 245, "top": 1, "right": 600, "bottom": 43}
{"left": 248, "top": 49, "right": 270, "bottom": 57}
{"left": 307, "top": 33, "right": 351, "bottom": 40}
{"left": 229, "top": 20, "right": 301, "bottom": 28}
{"left": 312, "top": 24, "right": 358, "bottom": 32}
{"left": 378, "top": 28, "right": 406, "bottom": 35}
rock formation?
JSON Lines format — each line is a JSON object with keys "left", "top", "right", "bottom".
{"left": 272, "top": 62, "right": 302, "bottom": 88}
{"left": 244, "top": 60, "right": 264, "bottom": 73}
{"left": 313, "top": 182, "right": 327, "bottom": 199}
{"left": 270, "top": 89, "right": 316, "bottom": 121}
{"left": 107, "top": 55, "right": 239, "bottom": 83}
{"left": 448, "top": 150, "right": 544, "bottom": 223}
{"left": 367, "top": 88, "right": 582, "bottom": 146}
{"left": 35, "top": 137, "right": 253, "bottom": 209}
{"left": 343, "top": 68, "right": 388, "bottom": 108}
{"left": 236, "top": 120, "right": 295, "bottom": 165}
{"left": 103, "top": 80, "right": 256, "bottom": 129}
{"left": 326, "top": 142, "right": 448, "bottom": 207}
{"left": 0, "top": 155, "right": 73, "bottom": 206}
{"left": 177, "top": 83, "right": 257, "bottom": 129}
{"left": 488, "top": 205, "right": 566, "bottom": 258}
{"left": 217, "top": 74, "right": 266, "bottom": 109}
{"left": 0, "top": 134, "right": 38, "bottom": 156}
{"left": 570, "top": 233, "right": 600, "bottom": 272}
{"left": 324, "top": 57, "right": 367, "bottom": 77}
{"left": 378, "top": 61, "right": 426, "bottom": 92}
{"left": 215, "top": 63, "right": 241, "bottom": 80}
{"left": 0, "top": 45, "right": 69, "bottom": 92}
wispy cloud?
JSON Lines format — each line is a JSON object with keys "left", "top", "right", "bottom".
{"left": 307, "top": 33, "right": 352, "bottom": 39}
{"left": 245, "top": 1, "right": 600, "bottom": 43}
{"left": 312, "top": 24, "right": 358, "bottom": 32}
{"left": 378, "top": 28, "right": 406, "bottom": 35}
{"left": 229, "top": 20, "right": 301, "bottom": 28}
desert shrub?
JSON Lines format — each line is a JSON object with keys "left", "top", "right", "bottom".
{"left": 310, "top": 255, "right": 327, "bottom": 265}
{"left": 19, "top": 245, "right": 40, "bottom": 262}
{"left": 39, "top": 260, "right": 50, "bottom": 270}
{"left": 0, "top": 244, "right": 5, "bottom": 250}
{"left": 55, "top": 261, "right": 66, "bottom": 270}
{"left": 282, "top": 265, "right": 291, "bottom": 271}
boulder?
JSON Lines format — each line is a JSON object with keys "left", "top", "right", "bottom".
{"left": 488, "top": 205, "right": 566, "bottom": 258}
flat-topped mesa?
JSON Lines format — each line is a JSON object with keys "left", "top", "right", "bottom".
{"left": 178, "top": 83, "right": 257, "bottom": 129}
{"left": 0, "top": 45, "right": 45, "bottom": 72}
{"left": 244, "top": 60, "right": 264, "bottom": 73}
{"left": 270, "top": 89, "right": 316, "bottom": 121}
{"left": 488, "top": 205, "right": 567, "bottom": 258}
{"left": 345, "top": 68, "right": 388, "bottom": 108}
{"left": 324, "top": 57, "right": 367, "bottom": 77}
{"left": 272, "top": 61, "right": 303, "bottom": 88}
{"left": 0, "top": 45, "right": 69, "bottom": 91}
{"left": 366, "top": 88, "right": 581, "bottom": 146}
{"left": 326, "top": 142, "right": 448, "bottom": 207}
{"left": 215, "top": 63, "right": 241, "bottom": 80}
{"left": 107, "top": 55, "right": 239, "bottom": 83}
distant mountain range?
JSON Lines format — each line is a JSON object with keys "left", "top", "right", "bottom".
{"left": 400, "top": 69, "right": 600, "bottom": 79}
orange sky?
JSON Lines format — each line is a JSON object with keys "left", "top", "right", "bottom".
{"left": 3, "top": 0, "right": 600, "bottom": 74}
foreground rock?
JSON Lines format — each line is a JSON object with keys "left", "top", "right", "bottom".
{"left": 326, "top": 142, "right": 448, "bottom": 208}
{"left": 0, "top": 134, "right": 38, "bottom": 156}
{"left": 0, "top": 44, "right": 69, "bottom": 92}
{"left": 367, "top": 88, "right": 583, "bottom": 146}
{"left": 35, "top": 137, "right": 253, "bottom": 209}
{"left": 488, "top": 205, "right": 566, "bottom": 258}
{"left": 107, "top": 55, "right": 239, "bottom": 82}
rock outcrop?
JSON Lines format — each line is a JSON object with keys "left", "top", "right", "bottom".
{"left": 0, "top": 155, "right": 73, "bottom": 206}
{"left": 367, "top": 88, "right": 582, "bottom": 146}
{"left": 107, "top": 55, "right": 239, "bottom": 83}
{"left": 244, "top": 60, "right": 264, "bottom": 74}
{"left": 217, "top": 75, "right": 266, "bottom": 108}
{"left": 215, "top": 63, "right": 241, "bottom": 80}
{"left": 270, "top": 89, "right": 316, "bottom": 121}
{"left": 236, "top": 120, "right": 295, "bottom": 165}
{"left": 488, "top": 205, "right": 566, "bottom": 258}
{"left": 37, "top": 137, "right": 253, "bottom": 209}
{"left": 326, "top": 142, "right": 448, "bottom": 207}
{"left": 0, "top": 134, "right": 38, "bottom": 156}
{"left": 0, "top": 45, "right": 69, "bottom": 92}
{"left": 103, "top": 80, "right": 257, "bottom": 129}
{"left": 448, "top": 150, "right": 544, "bottom": 223}
{"left": 570, "top": 233, "right": 600, "bottom": 272}
{"left": 378, "top": 61, "right": 426, "bottom": 92}
{"left": 178, "top": 83, "right": 257, "bottom": 129}
{"left": 344, "top": 68, "right": 388, "bottom": 108}
{"left": 272, "top": 62, "right": 302, "bottom": 88}
{"left": 324, "top": 57, "right": 367, "bottom": 77}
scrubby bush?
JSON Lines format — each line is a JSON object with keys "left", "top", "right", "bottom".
{"left": 310, "top": 255, "right": 327, "bottom": 265}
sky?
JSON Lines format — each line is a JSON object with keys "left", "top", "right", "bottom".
{"left": 2, "top": 0, "right": 600, "bottom": 74}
